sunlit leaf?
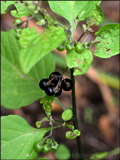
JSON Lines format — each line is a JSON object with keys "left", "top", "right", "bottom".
{"left": 94, "top": 23, "right": 120, "bottom": 58}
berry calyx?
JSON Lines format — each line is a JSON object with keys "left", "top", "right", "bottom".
{"left": 61, "top": 78, "right": 73, "bottom": 91}
{"left": 45, "top": 86, "right": 54, "bottom": 96}
{"left": 39, "top": 79, "right": 50, "bottom": 90}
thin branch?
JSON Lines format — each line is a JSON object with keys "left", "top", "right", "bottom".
{"left": 54, "top": 97, "right": 66, "bottom": 111}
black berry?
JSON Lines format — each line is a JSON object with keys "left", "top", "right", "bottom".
{"left": 54, "top": 88, "right": 62, "bottom": 97}
{"left": 61, "top": 78, "right": 73, "bottom": 91}
{"left": 45, "top": 86, "right": 54, "bottom": 96}
{"left": 49, "top": 72, "right": 62, "bottom": 86}
{"left": 39, "top": 79, "right": 50, "bottom": 90}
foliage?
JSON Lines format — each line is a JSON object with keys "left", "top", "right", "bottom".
{"left": 1, "top": 115, "right": 50, "bottom": 159}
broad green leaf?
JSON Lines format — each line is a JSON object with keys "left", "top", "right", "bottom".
{"left": 1, "top": 29, "right": 55, "bottom": 109}
{"left": 11, "top": 2, "right": 32, "bottom": 17}
{"left": 19, "top": 26, "right": 66, "bottom": 73}
{"left": 1, "top": 1, "right": 16, "bottom": 14}
{"left": 77, "top": 1, "right": 101, "bottom": 21}
{"left": 1, "top": 115, "right": 50, "bottom": 159}
{"left": 66, "top": 49, "right": 93, "bottom": 75}
{"left": 87, "top": 4, "right": 104, "bottom": 26}
{"left": 94, "top": 23, "right": 120, "bottom": 58}
{"left": 55, "top": 144, "right": 70, "bottom": 160}
{"left": 48, "top": 1, "right": 101, "bottom": 25}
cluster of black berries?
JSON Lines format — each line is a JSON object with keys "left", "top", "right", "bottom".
{"left": 39, "top": 72, "right": 73, "bottom": 97}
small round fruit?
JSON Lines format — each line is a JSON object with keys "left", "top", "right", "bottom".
{"left": 50, "top": 142, "right": 59, "bottom": 151}
{"left": 57, "top": 44, "right": 65, "bottom": 51}
{"left": 54, "top": 88, "right": 62, "bottom": 97}
{"left": 34, "top": 142, "right": 44, "bottom": 152}
{"left": 75, "top": 42, "right": 84, "bottom": 53}
{"left": 42, "top": 144, "right": 51, "bottom": 154}
{"left": 65, "top": 41, "right": 74, "bottom": 51}
{"left": 49, "top": 72, "right": 62, "bottom": 86}
{"left": 39, "top": 79, "right": 50, "bottom": 90}
{"left": 61, "top": 78, "right": 73, "bottom": 91}
{"left": 14, "top": 19, "right": 22, "bottom": 26}
{"left": 15, "top": 27, "right": 22, "bottom": 33}
{"left": 15, "top": 32, "right": 21, "bottom": 40}
{"left": 45, "top": 86, "right": 54, "bottom": 96}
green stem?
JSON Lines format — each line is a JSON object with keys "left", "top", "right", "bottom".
{"left": 54, "top": 97, "right": 66, "bottom": 111}
{"left": 70, "top": 68, "right": 84, "bottom": 160}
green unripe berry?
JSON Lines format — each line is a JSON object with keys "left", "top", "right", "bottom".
{"left": 34, "top": 142, "right": 44, "bottom": 152}
{"left": 57, "top": 42, "right": 65, "bottom": 51}
{"left": 50, "top": 142, "right": 59, "bottom": 151}
{"left": 42, "top": 144, "right": 51, "bottom": 153}
{"left": 15, "top": 32, "right": 21, "bottom": 40}
{"left": 15, "top": 27, "right": 22, "bottom": 33}
{"left": 75, "top": 42, "right": 84, "bottom": 53}
{"left": 14, "top": 19, "right": 22, "bottom": 26}
{"left": 65, "top": 41, "right": 74, "bottom": 51}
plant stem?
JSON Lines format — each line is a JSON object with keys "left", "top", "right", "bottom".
{"left": 70, "top": 68, "right": 84, "bottom": 160}
{"left": 54, "top": 97, "right": 66, "bottom": 111}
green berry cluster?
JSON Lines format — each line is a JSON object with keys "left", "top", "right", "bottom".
{"left": 34, "top": 138, "right": 59, "bottom": 153}
{"left": 14, "top": 19, "right": 22, "bottom": 40}
{"left": 57, "top": 39, "right": 87, "bottom": 53}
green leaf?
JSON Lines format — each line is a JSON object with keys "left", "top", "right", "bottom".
{"left": 1, "top": 29, "right": 55, "bottom": 109}
{"left": 66, "top": 129, "right": 80, "bottom": 139}
{"left": 19, "top": 26, "right": 66, "bottom": 73}
{"left": 77, "top": 1, "right": 101, "bottom": 21}
{"left": 66, "top": 49, "right": 93, "bottom": 75}
{"left": 1, "top": 115, "right": 50, "bottom": 159}
{"left": 62, "top": 109, "right": 73, "bottom": 121}
{"left": 1, "top": 1, "right": 16, "bottom": 14}
{"left": 36, "top": 117, "right": 49, "bottom": 129}
{"left": 55, "top": 144, "right": 70, "bottom": 160}
{"left": 40, "top": 95, "right": 55, "bottom": 117}
{"left": 11, "top": 2, "right": 32, "bottom": 17}
{"left": 66, "top": 124, "right": 74, "bottom": 130}
{"left": 48, "top": 1, "right": 101, "bottom": 25}
{"left": 94, "top": 23, "right": 120, "bottom": 58}
{"left": 87, "top": 4, "right": 104, "bottom": 26}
